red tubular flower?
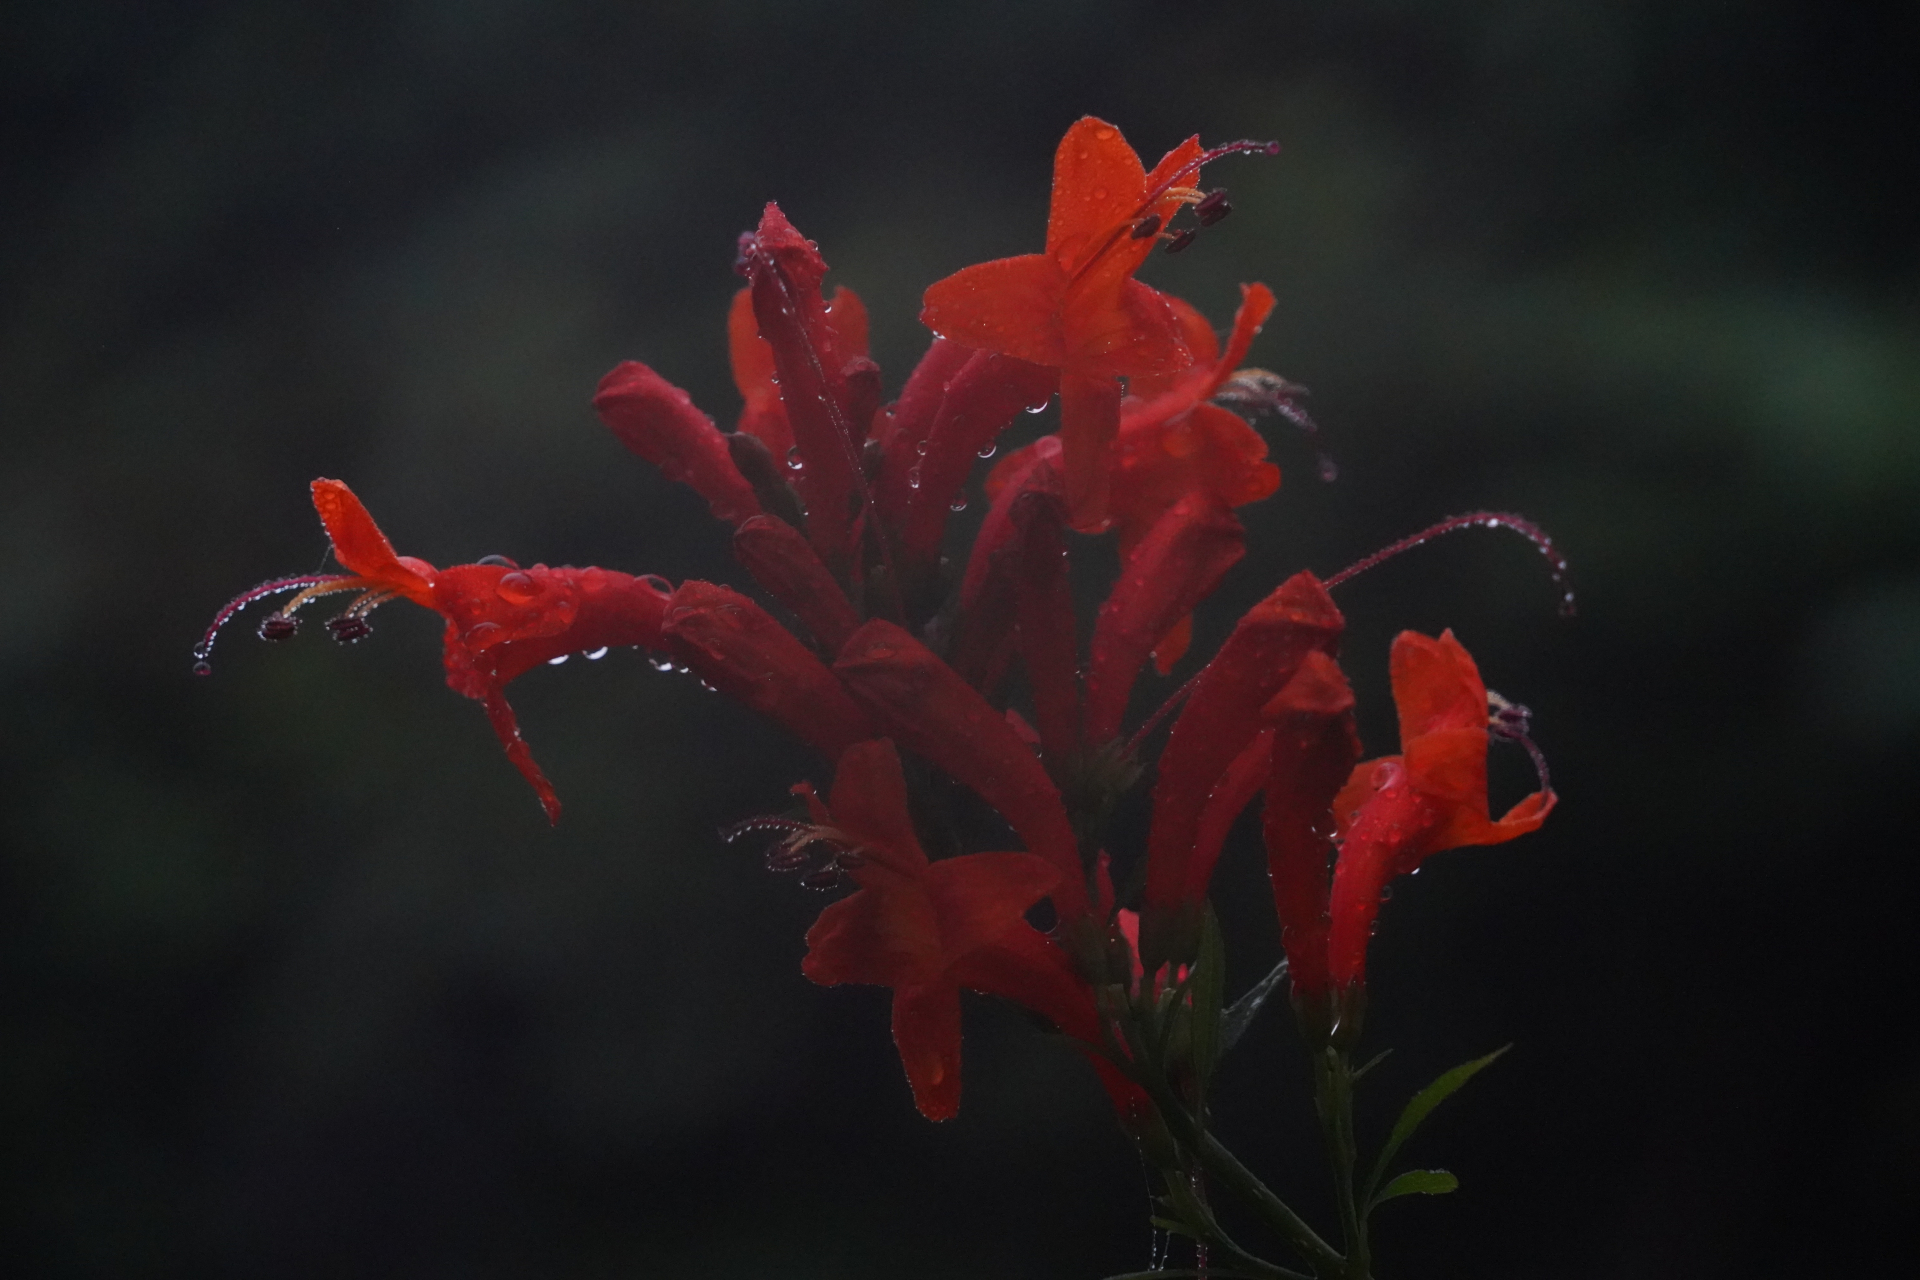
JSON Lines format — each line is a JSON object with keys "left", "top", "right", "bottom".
{"left": 872, "top": 343, "right": 1057, "bottom": 567}
{"left": 1260, "top": 649, "right": 1362, "bottom": 1011}
{"left": 202, "top": 479, "right": 675, "bottom": 824}
{"left": 727, "top": 281, "right": 870, "bottom": 464}
{"left": 922, "top": 118, "right": 1218, "bottom": 532}
{"left": 798, "top": 739, "right": 1064, "bottom": 1120}
{"left": 660, "top": 580, "right": 875, "bottom": 760}
{"left": 1322, "top": 631, "right": 1556, "bottom": 992}
{"left": 737, "top": 203, "right": 873, "bottom": 572}
{"left": 1142, "top": 572, "right": 1345, "bottom": 922}
{"left": 593, "top": 361, "right": 764, "bottom": 528}
{"left": 1081, "top": 493, "right": 1246, "bottom": 745}
{"left": 730, "top": 515, "right": 861, "bottom": 654}
{"left": 833, "top": 620, "right": 1087, "bottom": 921}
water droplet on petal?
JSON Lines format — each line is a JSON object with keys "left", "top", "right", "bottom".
{"left": 584, "top": 646, "right": 608, "bottom": 660}
{"left": 495, "top": 572, "right": 539, "bottom": 604}
{"left": 649, "top": 657, "right": 674, "bottom": 672}
{"left": 548, "top": 653, "right": 570, "bottom": 665}
{"left": 907, "top": 468, "right": 922, "bottom": 490}
{"left": 976, "top": 441, "right": 996, "bottom": 459}
{"left": 193, "top": 661, "right": 212, "bottom": 677}
{"left": 948, "top": 497, "right": 967, "bottom": 513}
{"left": 786, "top": 446, "right": 804, "bottom": 472}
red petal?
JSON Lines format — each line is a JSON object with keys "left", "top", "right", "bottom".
{"left": 1179, "top": 727, "right": 1274, "bottom": 905}
{"left": 886, "top": 350, "right": 1058, "bottom": 564}
{"left": 308, "top": 479, "right": 436, "bottom": 605}
{"left": 802, "top": 885, "right": 942, "bottom": 988}
{"left": 1144, "top": 572, "right": 1344, "bottom": 911}
{"left": 1047, "top": 117, "right": 1151, "bottom": 273}
{"left": 479, "top": 684, "right": 562, "bottom": 824}
{"left": 1059, "top": 370, "right": 1124, "bottom": 532}
{"left": 1262, "top": 650, "right": 1361, "bottom": 1006}
{"left": 1391, "top": 629, "right": 1489, "bottom": 740}
{"left": 891, "top": 982, "right": 964, "bottom": 1121}
{"left": 1203, "top": 282, "right": 1277, "bottom": 398}
{"left": 726, "top": 287, "right": 792, "bottom": 459}
{"left": 742, "top": 203, "right": 864, "bottom": 570}
{"left": 828, "top": 739, "right": 928, "bottom": 875}
{"left": 1068, "top": 279, "right": 1195, "bottom": 380}
{"left": 1325, "top": 764, "right": 1439, "bottom": 991}
{"left": 1010, "top": 492, "right": 1081, "bottom": 760}
{"left": 1083, "top": 494, "right": 1245, "bottom": 744}
{"left": 732, "top": 515, "right": 860, "bottom": 653}
{"left": 834, "top": 620, "right": 1086, "bottom": 920}
{"left": 593, "top": 362, "right": 763, "bottom": 527}
{"left": 663, "top": 581, "right": 874, "bottom": 758}
{"left": 925, "top": 852, "right": 1061, "bottom": 959}
{"left": 919, "top": 255, "right": 1069, "bottom": 367}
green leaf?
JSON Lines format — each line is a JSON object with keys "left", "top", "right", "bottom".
{"left": 1363, "top": 1045, "right": 1508, "bottom": 1208}
{"left": 1373, "top": 1168, "right": 1460, "bottom": 1204}
{"left": 1219, "top": 956, "right": 1289, "bottom": 1055}
{"left": 1188, "top": 905, "right": 1228, "bottom": 1088}
{"left": 1149, "top": 1215, "right": 1203, "bottom": 1240}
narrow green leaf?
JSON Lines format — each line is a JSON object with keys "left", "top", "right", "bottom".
{"left": 1373, "top": 1168, "right": 1459, "bottom": 1204}
{"left": 1149, "top": 1215, "right": 1203, "bottom": 1239}
{"left": 1350, "top": 1046, "right": 1393, "bottom": 1081}
{"left": 1363, "top": 1045, "right": 1508, "bottom": 1207}
{"left": 1219, "top": 956, "right": 1289, "bottom": 1055}
{"left": 1188, "top": 905, "right": 1228, "bottom": 1087}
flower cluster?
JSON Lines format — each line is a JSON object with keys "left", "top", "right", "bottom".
{"left": 200, "top": 118, "right": 1557, "bottom": 1128}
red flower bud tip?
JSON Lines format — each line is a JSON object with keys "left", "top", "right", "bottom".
{"left": 1325, "top": 510, "right": 1576, "bottom": 618}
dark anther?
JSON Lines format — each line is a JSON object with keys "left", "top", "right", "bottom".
{"left": 1194, "top": 188, "right": 1233, "bottom": 227}
{"left": 1163, "top": 228, "right": 1198, "bottom": 255}
{"left": 257, "top": 614, "right": 299, "bottom": 642}
{"left": 799, "top": 867, "right": 845, "bottom": 892}
{"left": 326, "top": 614, "right": 372, "bottom": 644}
{"left": 1130, "top": 214, "right": 1162, "bottom": 239}
{"left": 476, "top": 555, "right": 519, "bottom": 569}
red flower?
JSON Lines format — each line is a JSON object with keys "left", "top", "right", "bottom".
{"left": 1264, "top": 631, "right": 1556, "bottom": 1017}
{"left": 922, "top": 118, "right": 1228, "bottom": 532}
{"left": 797, "top": 739, "right": 1069, "bottom": 1120}
{"left": 200, "top": 479, "right": 872, "bottom": 824}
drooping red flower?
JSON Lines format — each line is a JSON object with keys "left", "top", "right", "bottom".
{"left": 797, "top": 739, "right": 1067, "bottom": 1120}
{"left": 1256, "top": 630, "right": 1555, "bottom": 1015}
{"left": 923, "top": 117, "right": 1269, "bottom": 532}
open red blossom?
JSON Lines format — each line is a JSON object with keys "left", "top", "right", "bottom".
{"left": 798, "top": 739, "right": 1066, "bottom": 1120}
{"left": 216, "top": 480, "right": 676, "bottom": 823}
{"left": 1315, "top": 631, "right": 1556, "bottom": 995}
{"left": 922, "top": 118, "right": 1233, "bottom": 532}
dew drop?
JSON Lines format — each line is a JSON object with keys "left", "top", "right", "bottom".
{"left": 548, "top": 653, "right": 570, "bottom": 665}
{"left": 949, "top": 497, "right": 968, "bottom": 513}
{"left": 495, "top": 571, "right": 539, "bottom": 605}
{"left": 786, "top": 446, "right": 804, "bottom": 472}
{"left": 584, "top": 646, "right": 609, "bottom": 660}
{"left": 193, "top": 661, "right": 213, "bottom": 677}
{"left": 914, "top": 440, "right": 929, "bottom": 457}
{"left": 1317, "top": 454, "right": 1340, "bottom": 483}
{"left": 641, "top": 574, "right": 673, "bottom": 594}
{"left": 976, "top": 441, "right": 997, "bottom": 459}
{"left": 1025, "top": 400, "right": 1050, "bottom": 414}
{"left": 907, "top": 468, "right": 922, "bottom": 490}
{"left": 649, "top": 657, "right": 675, "bottom": 672}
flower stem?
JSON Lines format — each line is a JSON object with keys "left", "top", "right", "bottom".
{"left": 1311, "top": 1047, "right": 1370, "bottom": 1280}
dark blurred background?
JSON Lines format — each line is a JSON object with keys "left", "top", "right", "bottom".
{"left": 4, "top": 1, "right": 1915, "bottom": 1276}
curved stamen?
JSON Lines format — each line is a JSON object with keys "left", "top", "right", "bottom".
{"left": 193, "top": 573, "right": 359, "bottom": 672}
{"left": 1488, "top": 691, "right": 1552, "bottom": 795}
{"left": 1324, "top": 511, "right": 1576, "bottom": 617}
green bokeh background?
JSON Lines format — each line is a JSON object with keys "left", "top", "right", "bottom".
{"left": 4, "top": 2, "right": 1915, "bottom": 1275}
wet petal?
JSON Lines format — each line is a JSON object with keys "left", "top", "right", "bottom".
{"left": 309, "top": 479, "right": 436, "bottom": 605}
{"left": 594, "top": 362, "right": 763, "bottom": 528}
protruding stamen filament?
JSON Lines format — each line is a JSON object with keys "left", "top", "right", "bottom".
{"left": 722, "top": 814, "right": 867, "bottom": 889}
{"left": 1488, "top": 690, "right": 1552, "bottom": 795}
{"left": 193, "top": 573, "right": 359, "bottom": 671}
{"left": 1324, "top": 511, "right": 1576, "bottom": 617}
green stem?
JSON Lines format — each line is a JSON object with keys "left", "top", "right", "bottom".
{"left": 1311, "top": 1048, "right": 1369, "bottom": 1280}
